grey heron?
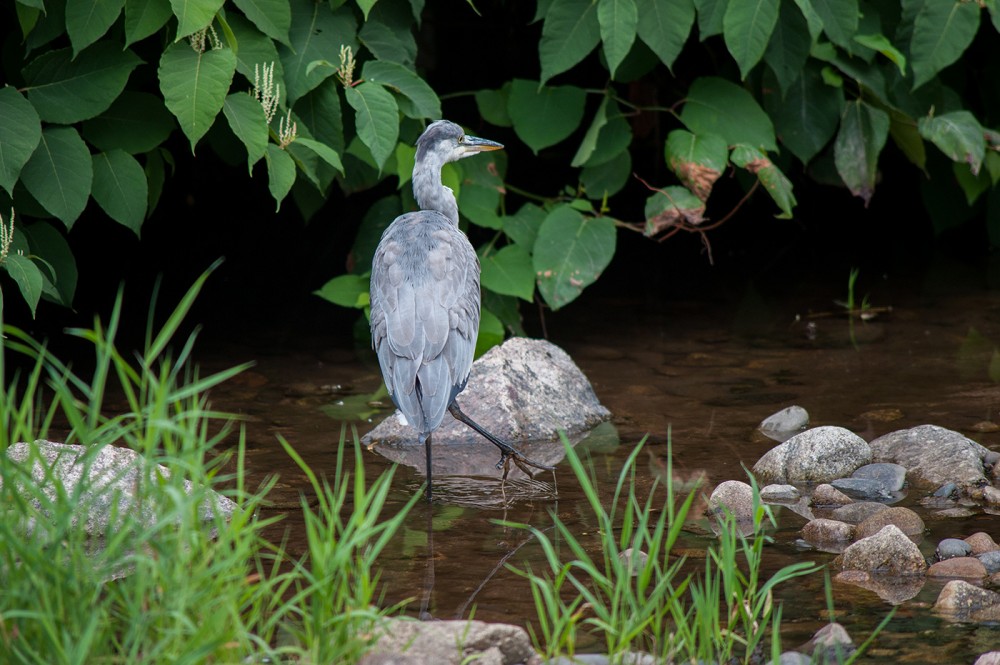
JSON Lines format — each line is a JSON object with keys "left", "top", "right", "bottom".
{"left": 369, "top": 120, "right": 554, "bottom": 498}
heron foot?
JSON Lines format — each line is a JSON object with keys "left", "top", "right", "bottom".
{"left": 448, "top": 402, "right": 556, "bottom": 478}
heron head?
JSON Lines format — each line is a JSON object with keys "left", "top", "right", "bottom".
{"left": 415, "top": 120, "right": 503, "bottom": 166}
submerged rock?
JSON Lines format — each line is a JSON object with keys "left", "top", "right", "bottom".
{"left": 830, "top": 501, "right": 889, "bottom": 525}
{"left": 801, "top": 518, "right": 854, "bottom": 547}
{"left": 811, "top": 484, "right": 854, "bottom": 507}
{"left": 854, "top": 507, "right": 924, "bottom": 540}
{"left": 927, "top": 557, "right": 987, "bottom": 579}
{"left": 794, "top": 623, "right": 855, "bottom": 663}
{"left": 367, "top": 618, "right": 537, "bottom": 665}
{"left": 752, "top": 426, "right": 871, "bottom": 484}
{"left": 760, "top": 483, "right": 801, "bottom": 502}
{"left": 834, "top": 569, "right": 925, "bottom": 604}
{"left": 835, "top": 524, "right": 927, "bottom": 576}
{"left": 933, "top": 580, "right": 1000, "bottom": 621}
{"left": 3, "top": 440, "right": 236, "bottom": 536}
{"left": 758, "top": 405, "right": 810, "bottom": 441}
{"left": 869, "top": 424, "right": 988, "bottom": 489}
{"left": 850, "top": 462, "right": 907, "bottom": 492}
{"left": 363, "top": 338, "right": 611, "bottom": 476}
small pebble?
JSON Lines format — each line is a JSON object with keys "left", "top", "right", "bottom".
{"left": 932, "top": 482, "right": 958, "bottom": 498}
{"left": 978, "top": 551, "right": 1000, "bottom": 575}
{"left": 830, "top": 477, "right": 892, "bottom": 500}
{"left": 811, "top": 484, "right": 854, "bottom": 506}
{"left": 970, "top": 421, "right": 1000, "bottom": 433}
{"left": 760, "top": 484, "right": 801, "bottom": 502}
{"left": 851, "top": 462, "right": 907, "bottom": 492}
{"left": 759, "top": 405, "right": 810, "bottom": 436}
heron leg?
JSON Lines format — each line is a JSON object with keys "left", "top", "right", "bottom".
{"left": 447, "top": 402, "right": 556, "bottom": 474}
{"left": 421, "top": 431, "right": 433, "bottom": 502}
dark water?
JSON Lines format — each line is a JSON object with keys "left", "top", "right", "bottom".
{"left": 202, "top": 279, "right": 1000, "bottom": 663}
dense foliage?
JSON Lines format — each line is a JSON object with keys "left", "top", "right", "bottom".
{"left": 1, "top": 0, "right": 998, "bottom": 343}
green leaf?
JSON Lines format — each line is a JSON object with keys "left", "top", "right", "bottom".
{"left": 357, "top": 0, "right": 379, "bottom": 20}
{"left": 644, "top": 185, "right": 706, "bottom": 235}
{"left": 730, "top": 144, "right": 797, "bottom": 217}
{"left": 20, "top": 127, "right": 93, "bottom": 229}
{"left": 763, "top": 0, "right": 811, "bottom": 95}
{"left": 265, "top": 144, "right": 295, "bottom": 210}
{"left": 23, "top": 43, "right": 142, "bottom": 124}
{"left": 695, "top": 0, "right": 727, "bottom": 39}
{"left": 834, "top": 100, "right": 890, "bottom": 206}
{"left": 889, "top": 111, "right": 927, "bottom": 172}
{"left": 665, "top": 129, "right": 728, "bottom": 200}
{"left": 362, "top": 60, "right": 441, "bottom": 119}
{"left": 294, "top": 137, "right": 345, "bottom": 175}
{"left": 459, "top": 149, "right": 506, "bottom": 230}
{"left": 82, "top": 91, "right": 176, "bottom": 155}
{"left": 91, "top": 150, "right": 147, "bottom": 236}
{"left": 723, "top": 0, "right": 779, "bottom": 80}
{"left": 598, "top": 0, "right": 638, "bottom": 79}
{"left": 2, "top": 254, "right": 43, "bottom": 318}
{"left": 358, "top": 0, "right": 416, "bottom": 67}
{"left": 344, "top": 82, "right": 399, "bottom": 172}
{"left": 158, "top": 41, "right": 237, "bottom": 151}
{"left": 229, "top": 12, "right": 285, "bottom": 88}
{"left": 502, "top": 202, "right": 546, "bottom": 249}
{"left": 22, "top": 221, "right": 77, "bottom": 306}
{"left": 223, "top": 93, "right": 269, "bottom": 171}
{"left": 144, "top": 148, "right": 168, "bottom": 216}
{"left": 764, "top": 63, "right": 844, "bottom": 164}
{"left": 294, "top": 78, "right": 345, "bottom": 155}
{"left": 125, "top": 0, "right": 173, "bottom": 45}
{"left": 0, "top": 87, "right": 42, "bottom": 196}
{"left": 539, "top": 0, "right": 601, "bottom": 85}
{"left": 313, "top": 273, "right": 369, "bottom": 308}
{"left": 680, "top": 76, "right": 777, "bottom": 151}
{"left": 583, "top": 112, "right": 632, "bottom": 167}
{"left": 481, "top": 244, "right": 535, "bottom": 301}
{"left": 169, "top": 0, "right": 225, "bottom": 40}
{"left": 580, "top": 149, "right": 631, "bottom": 199}
{"left": 507, "top": 79, "right": 587, "bottom": 154}
{"left": 953, "top": 161, "right": 990, "bottom": 206}
{"left": 475, "top": 86, "right": 512, "bottom": 127}
{"left": 918, "top": 110, "right": 986, "bottom": 175}
{"left": 533, "top": 205, "right": 616, "bottom": 310}
{"left": 67, "top": 0, "right": 124, "bottom": 54}
{"left": 636, "top": 0, "right": 694, "bottom": 71}
{"left": 854, "top": 33, "right": 907, "bottom": 76}
{"left": 909, "top": 0, "right": 979, "bottom": 90}
{"left": 474, "top": 308, "right": 504, "bottom": 358}
{"left": 280, "top": 0, "right": 357, "bottom": 104}
{"left": 810, "top": 0, "right": 858, "bottom": 49}
{"left": 351, "top": 194, "right": 401, "bottom": 273}
{"left": 233, "top": 0, "right": 291, "bottom": 45}
{"left": 571, "top": 97, "right": 610, "bottom": 167}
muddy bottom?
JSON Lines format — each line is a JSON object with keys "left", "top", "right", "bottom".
{"left": 201, "top": 279, "right": 1000, "bottom": 663}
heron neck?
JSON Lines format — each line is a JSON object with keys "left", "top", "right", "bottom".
{"left": 413, "top": 162, "right": 459, "bottom": 226}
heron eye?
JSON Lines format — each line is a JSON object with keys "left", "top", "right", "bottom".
{"left": 458, "top": 136, "right": 466, "bottom": 143}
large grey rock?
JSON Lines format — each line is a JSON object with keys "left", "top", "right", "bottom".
{"left": 368, "top": 618, "right": 537, "bottom": 665}
{"left": 708, "top": 480, "right": 755, "bottom": 523}
{"left": 364, "top": 338, "right": 610, "bottom": 476}
{"left": 752, "top": 426, "right": 871, "bottom": 484}
{"left": 933, "top": 580, "right": 1000, "bottom": 621}
{"left": 3, "top": 440, "right": 236, "bottom": 536}
{"left": 830, "top": 501, "right": 889, "bottom": 524}
{"left": 835, "top": 525, "right": 927, "bottom": 575}
{"left": 869, "top": 425, "right": 989, "bottom": 489}
{"left": 850, "top": 462, "right": 907, "bottom": 492}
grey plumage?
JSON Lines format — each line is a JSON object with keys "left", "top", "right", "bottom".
{"left": 369, "top": 120, "right": 553, "bottom": 497}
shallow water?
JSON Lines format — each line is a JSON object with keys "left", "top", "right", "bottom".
{"left": 203, "top": 279, "right": 1000, "bottom": 663}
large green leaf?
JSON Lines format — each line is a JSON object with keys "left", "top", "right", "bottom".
{"left": 158, "top": 41, "right": 237, "bottom": 151}
{"left": 533, "top": 205, "right": 616, "bottom": 310}
{"left": 598, "top": 0, "right": 638, "bottom": 79}
{"left": 507, "top": 79, "right": 586, "bottom": 154}
{"left": 279, "top": 0, "right": 357, "bottom": 104}
{"left": 265, "top": 144, "right": 295, "bottom": 209}
{"left": 351, "top": 194, "right": 401, "bottom": 273}
{"left": 918, "top": 110, "right": 986, "bottom": 175}
{"left": 229, "top": 12, "right": 285, "bottom": 88}
{"left": 571, "top": 97, "right": 610, "bottom": 167}
{"left": 358, "top": 0, "right": 416, "bottom": 67}
{"left": 580, "top": 149, "right": 631, "bottom": 199}
{"left": 66, "top": 0, "right": 124, "bottom": 54}
{"left": 834, "top": 100, "right": 889, "bottom": 206}
{"left": 169, "top": 0, "right": 225, "bottom": 40}
{"left": 313, "top": 273, "right": 369, "bottom": 308}
{"left": 635, "top": 0, "right": 694, "bottom": 72}
{"left": 474, "top": 308, "right": 504, "bottom": 359}
{"left": 582, "top": 112, "right": 631, "bottom": 167}
{"left": 644, "top": 185, "right": 706, "bottom": 235}
{"left": 481, "top": 244, "right": 535, "bottom": 302}
{"left": 2, "top": 254, "right": 43, "bottom": 318}
{"left": 362, "top": 60, "right": 441, "bottom": 119}
{"left": 680, "top": 76, "right": 777, "bottom": 151}
{"left": 909, "top": 0, "right": 980, "bottom": 90}
{"left": 91, "top": 150, "right": 147, "bottom": 236}
{"left": 723, "top": 0, "right": 779, "bottom": 80}
{"left": 20, "top": 127, "right": 93, "bottom": 229}
{"left": 810, "top": 0, "right": 858, "bottom": 49}
{"left": 765, "top": 64, "right": 844, "bottom": 164}
{"left": 294, "top": 137, "right": 344, "bottom": 175}
{"left": 23, "top": 43, "right": 142, "bottom": 124}
{"left": 344, "top": 82, "right": 398, "bottom": 171}
{"left": 82, "top": 91, "right": 176, "bottom": 155}
{"left": 763, "top": 0, "right": 811, "bottom": 95}
{"left": 854, "top": 33, "right": 907, "bottom": 76}
{"left": 0, "top": 87, "right": 42, "bottom": 196}
{"left": 665, "top": 129, "right": 728, "bottom": 200}
{"left": 125, "top": 0, "right": 173, "bottom": 46}
{"left": 22, "top": 221, "right": 77, "bottom": 307}
{"left": 502, "top": 202, "right": 546, "bottom": 249}
{"left": 539, "top": 0, "right": 601, "bottom": 85}
{"left": 475, "top": 85, "right": 513, "bottom": 127}
{"left": 695, "top": 0, "right": 726, "bottom": 39}
{"left": 458, "top": 150, "right": 506, "bottom": 230}
{"left": 730, "top": 144, "right": 797, "bottom": 217}
{"left": 223, "top": 92, "right": 269, "bottom": 171}
{"left": 233, "top": 0, "right": 291, "bottom": 45}
{"left": 294, "top": 79, "right": 345, "bottom": 188}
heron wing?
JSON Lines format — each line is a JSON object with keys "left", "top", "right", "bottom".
{"left": 370, "top": 211, "right": 480, "bottom": 435}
